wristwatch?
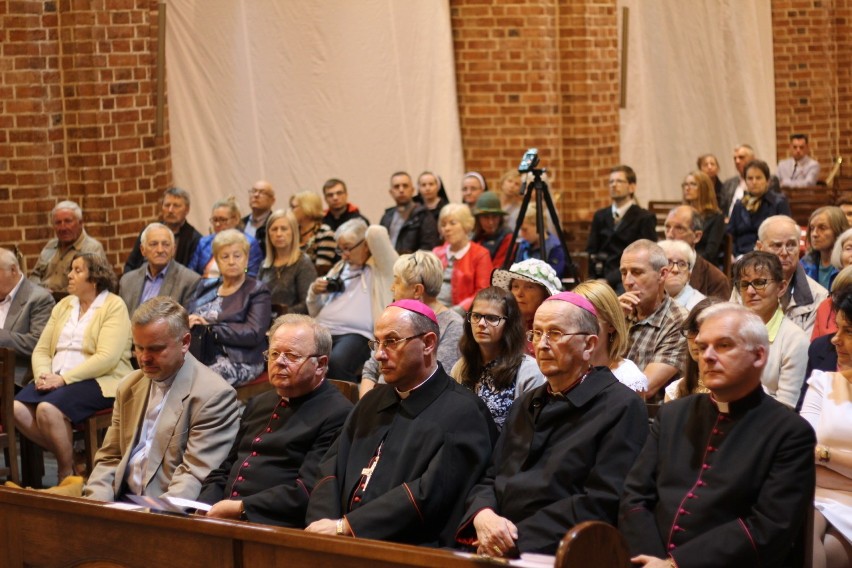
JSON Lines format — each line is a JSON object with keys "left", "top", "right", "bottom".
{"left": 336, "top": 518, "right": 345, "bottom": 536}
{"left": 817, "top": 445, "right": 831, "bottom": 463}
{"left": 239, "top": 501, "right": 248, "bottom": 520}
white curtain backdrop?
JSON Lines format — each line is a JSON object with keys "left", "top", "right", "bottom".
{"left": 165, "top": 0, "right": 464, "bottom": 232}
{"left": 618, "top": 0, "right": 776, "bottom": 203}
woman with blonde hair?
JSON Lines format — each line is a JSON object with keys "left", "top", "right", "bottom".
{"left": 681, "top": 170, "right": 725, "bottom": 264}
{"left": 257, "top": 209, "right": 316, "bottom": 314}
{"left": 498, "top": 169, "right": 523, "bottom": 229}
{"left": 433, "top": 204, "right": 492, "bottom": 312}
{"left": 188, "top": 197, "right": 263, "bottom": 277}
{"left": 290, "top": 191, "right": 336, "bottom": 275}
{"left": 573, "top": 279, "right": 647, "bottom": 392}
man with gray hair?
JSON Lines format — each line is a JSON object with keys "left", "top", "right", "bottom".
{"left": 749, "top": 214, "right": 828, "bottom": 336}
{"left": 620, "top": 302, "right": 815, "bottom": 567}
{"left": 119, "top": 222, "right": 200, "bottom": 314}
{"left": 0, "top": 247, "right": 55, "bottom": 384}
{"left": 197, "top": 314, "right": 353, "bottom": 527}
{"left": 84, "top": 296, "right": 239, "bottom": 502}
{"left": 619, "top": 239, "right": 688, "bottom": 398}
{"left": 30, "top": 200, "right": 105, "bottom": 293}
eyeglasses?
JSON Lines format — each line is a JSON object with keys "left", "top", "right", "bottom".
{"left": 668, "top": 260, "right": 689, "bottom": 271}
{"left": 210, "top": 216, "right": 232, "bottom": 225}
{"left": 608, "top": 179, "right": 629, "bottom": 186}
{"left": 335, "top": 239, "right": 364, "bottom": 255}
{"left": 762, "top": 241, "right": 799, "bottom": 254}
{"left": 248, "top": 188, "right": 272, "bottom": 196}
{"left": 467, "top": 312, "right": 507, "bottom": 326}
{"left": 367, "top": 333, "right": 426, "bottom": 352}
{"left": 526, "top": 329, "right": 589, "bottom": 344}
{"left": 681, "top": 181, "right": 699, "bottom": 188}
{"left": 262, "top": 350, "right": 319, "bottom": 365}
{"left": 735, "top": 278, "right": 774, "bottom": 291}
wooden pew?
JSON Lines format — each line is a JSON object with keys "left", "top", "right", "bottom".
{"left": 0, "top": 487, "right": 632, "bottom": 567}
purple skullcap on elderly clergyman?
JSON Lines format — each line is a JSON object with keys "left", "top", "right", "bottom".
{"left": 544, "top": 291, "right": 598, "bottom": 317}
{"left": 388, "top": 299, "right": 438, "bottom": 325}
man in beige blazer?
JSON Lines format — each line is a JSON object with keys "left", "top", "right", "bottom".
{"left": 84, "top": 297, "right": 239, "bottom": 502}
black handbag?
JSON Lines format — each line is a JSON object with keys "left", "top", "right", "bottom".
{"left": 189, "top": 325, "right": 218, "bottom": 366}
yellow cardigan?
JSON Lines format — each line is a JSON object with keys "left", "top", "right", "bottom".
{"left": 31, "top": 292, "right": 133, "bottom": 398}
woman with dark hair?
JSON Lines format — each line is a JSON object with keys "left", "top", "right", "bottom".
{"left": 682, "top": 170, "right": 725, "bottom": 264}
{"left": 663, "top": 297, "right": 722, "bottom": 402}
{"left": 802, "top": 206, "right": 850, "bottom": 290}
{"left": 258, "top": 209, "right": 316, "bottom": 313}
{"left": 450, "top": 286, "right": 544, "bottom": 429}
{"left": 697, "top": 153, "right": 724, "bottom": 207}
{"left": 414, "top": 171, "right": 449, "bottom": 225}
{"left": 801, "top": 286, "right": 852, "bottom": 568}
{"left": 727, "top": 160, "right": 792, "bottom": 257}
{"left": 14, "top": 253, "right": 132, "bottom": 481}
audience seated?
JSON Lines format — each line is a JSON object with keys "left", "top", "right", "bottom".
{"left": 696, "top": 153, "right": 724, "bottom": 212}
{"left": 450, "top": 286, "right": 544, "bottom": 430}
{"left": 433, "top": 204, "right": 492, "bottom": 313}
{"left": 257, "top": 209, "right": 316, "bottom": 314}
{"left": 0, "top": 247, "right": 55, "bottom": 385}
{"left": 456, "top": 292, "right": 648, "bottom": 556}
{"left": 681, "top": 170, "right": 725, "bottom": 265}
{"left": 587, "top": 165, "right": 658, "bottom": 292}
{"left": 574, "top": 279, "right": 648, "bottom": 392}
{"left": 188, "top": 197, "right": 264, "bottom": 278}
{"left": 658, "top": 239, "right": 706, "bottom": 311}
{"left": 800, "top": 287, "right": 852, "bottom": 568}
{"left": 472, "top": 192, "right": 513, "bottom": 269}
{"left": 291, "top": 190, "right": 337, "bottom": 275}
{"left": 119, "top": 222, "right": 200, "bottom": 314}
{"left": 29, "top": 201, "right": 106, "bottom": 294}
{"left": 731, "top": 252, "right": 808, "bottom": 408}
{"left": 663, "top": 206, "right": 731, "bottom": 300}
{"left": 460, "top": 171, "right": 487, "bottom": 210}
{"left": 619, "top": 240, "right": 688, "bottom": 398}
{"left": 749, "top": 214, "right": 829, "bottom": 336}
{"left": 813, "top": 265, "right": 852, "bottom": 341}
{"left": 620, "top": 302, "right": 816, "bottom": 567}
{"left": 188, "top": 229, "right": 271, "bottom": 387}
{"left": 497, "top": 169, "right": 523, "bottom": 231}
{"left": 727, "top": 159, "right": 792, "bottom": 257}
{"left": 305, "top": 300, "right": 497, "bottom": 546}
{"left": 84, "top": 297, "right": 239, "bottom": 502}
{"left": 414, "top": 171, "right": 449, "bottom": 226}
{"left": 243, "top": 180, "right": 276, "bottom": 243}
{"left": 15, "top": 252, "right": 132, "bottom": 481}
{"left": 198, "top": 314, "right": 352, "bottom": 526}
{"left": 777, "top": 133, "right": 821, "bottom": 187}
{"left": 491, "top": 258, "right": 562, "bottom": 355}
{"left": 321, "top": 178, "right": 369, "bottom": 232}
{"left": 307, "top": 221, "right": 396, "bottom": 383}
{"left": 380, "top": 171, "right": 440, "bottom": 254}
{"left": 663, "top": 297, "right": 721, "bottom": 402}
{"left": 719, "top": 144, "right": 755, "bottom": 217}
{"left": 514, "top": 205, "right": 566, "bottom": 276}
{"left": 359, "top": 251, "right": 462, "bottom": 398}
{"left": 124, "top": 187, "right": 202, "bottom": 273}
{"left": 801, "top": 206, "right": 848, "bottom": 290}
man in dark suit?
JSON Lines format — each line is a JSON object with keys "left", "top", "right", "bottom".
{"left": 379, "top": 172, "right": 440, "bottom": 254}
{"left": 124, "top": 187, "right": 202, "bottom": 272}
{"left": 620, "top": 302, "right": 815, "bottom": 567}
{"left": 586, "top": 165, "right": 657, "bottom": 292}
{"left": 0, "top": 248, "right": 55, "bottom": 385}
{"left": 119, "top": 223, "right": 200, "bottom": 313}
{"left": 197, "top": 314, "right": 352, "bottom": 527}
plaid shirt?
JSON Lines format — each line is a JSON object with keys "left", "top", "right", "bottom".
{"left": 626, "top": 295, "right": 688, "bottom": 373}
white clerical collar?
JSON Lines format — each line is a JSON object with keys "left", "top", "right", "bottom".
{"left": 395, "top": 366, "right": 438, "bottom": 399}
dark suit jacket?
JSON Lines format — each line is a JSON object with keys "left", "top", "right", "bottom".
{"left": 380, "top": 204, "right": 440, "bottom": 254}
{"left": 188, "top": 277, "right": 271, "bottom": 365}
{"left": 0, "top": 278, "right": 55, "bottom": 384}
{"left": 119, "top": 260, "right": 201, "bottom": 314}
{"left": 124, "top": 221, "right": 202, "bottom": 273}
{"left": 586, "top": 203, "right": 658, "bottom": 290}
{"left": 198, "top": 381, "right": 353, "bottom": 527}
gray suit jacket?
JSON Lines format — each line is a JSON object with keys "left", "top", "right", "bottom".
{"left": 0, "top": 278, "right": 55, "bottom": 385}
{"left": 83, "top": 353, "right": 239, "bottom": 502}
{"left": 119, "top": 260, "right": 201, "bottom": 314}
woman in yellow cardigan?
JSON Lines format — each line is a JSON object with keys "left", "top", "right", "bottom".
{"left": 14, "top": 253, "right": 132, "bottom": 481}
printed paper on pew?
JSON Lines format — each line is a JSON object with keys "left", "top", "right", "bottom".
{"left": 126, "top": 494, "right": 211, "bottom": 513}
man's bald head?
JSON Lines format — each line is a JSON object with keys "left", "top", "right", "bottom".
{"left": 664, "top": 205, "right": 703, "bottom": 248}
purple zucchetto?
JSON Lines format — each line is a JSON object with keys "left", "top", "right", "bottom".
{"left": 388, "top": 299, "right": 438, "bottom": 325}
{"left": 544, "top": 291, "right": 598, "bottom": 317}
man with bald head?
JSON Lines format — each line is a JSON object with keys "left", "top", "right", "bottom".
{"left": 0, "top": 247, "right": 55, "bottom": 385}
{"left": 748, "top": 214, "right": 828, "bottom": 336}
{"left": 719, "top": 145, "right": 755, "bottom": 216}
{"left": 306, "top": 299, "right": 496, "bottom": 546}
{"left": 30, "top": 200, "right": 105, "bottom": 293}
{"left": 663, "top": 206, "right": 731, "bottom": 299}
{"left": 243, "top": 180, "right": 276, "bottom": 244}
{"left": 456, "top": 292, "right": 647, "bottom": 557}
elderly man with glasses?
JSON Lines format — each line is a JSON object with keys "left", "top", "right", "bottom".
{"left": 455, "top": 292, "right": 648, "bottom": 557}
{"left": 197, "top": 314, "right": 352, "bottom": 526}
{"left": 306, "top": 299, "right": 497, "bottom": 547}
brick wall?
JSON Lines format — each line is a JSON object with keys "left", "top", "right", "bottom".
{"left": 0, "top": 0, "right": 170, "bottom": 272}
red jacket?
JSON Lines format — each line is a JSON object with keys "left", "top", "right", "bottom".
{"left": 433, "top": 242, "right": 493, "bottom": 310}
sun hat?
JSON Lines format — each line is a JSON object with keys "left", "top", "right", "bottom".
{"left": 491, "top": 258, "right": 562, "bottom": 297}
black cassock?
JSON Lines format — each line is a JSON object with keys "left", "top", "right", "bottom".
{"left": 619, "top": 387, "right": 816, "bottom": 567}
{"left": 197, "top": 380, "right": 353, "bottom": 527}
{"left": 306, "top": 367, "right": 498, "bottom": 547}
{"left": 456, "top": 367, "right": 648, "bottom": 554}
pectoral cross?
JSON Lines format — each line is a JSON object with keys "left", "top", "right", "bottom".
{"left": 359, "top": 441, "right": 384, "bottom": 492}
